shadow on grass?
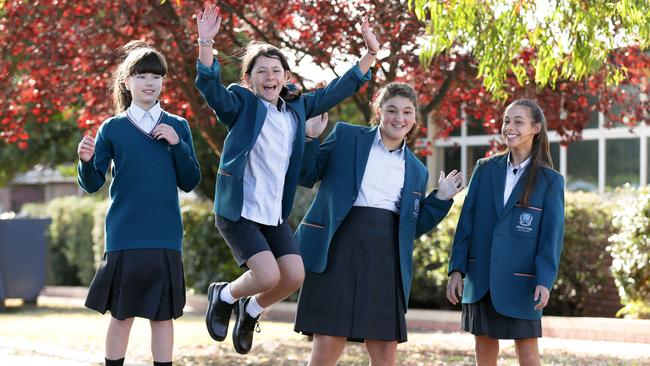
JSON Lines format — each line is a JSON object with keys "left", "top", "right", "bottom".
{"left": 172, "top": 342, "right": 648, "bottom": 366}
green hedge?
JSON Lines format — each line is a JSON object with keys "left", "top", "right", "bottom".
{"left": 22, "top": 197, "right": 97, "bottom": 285}
{"left": 409, "top": 194, "right": 463, "bottom": 309}
{"left": 408, "top": 191, "right": 620, "bottom": 315}
{"left": 545, "top": 191, "right": 617, "bottom": 316}
{"left": 22, "top": 186, "right": 648, "bottom": 317}
{"left": 179, "top": 199, "right": 243, "bottom": 293}
{"left": 608, "top": 185, "right": 650, "bottom": 318}
{"left": 24, "top": 196, "right": 243, "bottom": 292}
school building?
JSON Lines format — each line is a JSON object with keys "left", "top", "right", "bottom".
{"left": 427, "top": 111, "right": 650, "bottom": 192}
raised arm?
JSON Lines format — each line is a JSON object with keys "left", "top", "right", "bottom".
{"left": 196, "top": 3, "right": 222, "bottom": 68}
{"left": 357, "top": 17, "right": 380, "bottom": 75}
{"left": 415, "top": 170, "right": 464, "bottom": 237}
{"left": 194, "top": 3, "right": 244, "bottom": 127}
{"left": 301, "top": 18, "right": 381, "bottom": 119}
{"left": 300, "top": 121, "right": 340, "bottom": 188}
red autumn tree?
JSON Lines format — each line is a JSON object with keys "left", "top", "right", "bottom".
{"left": 1, "top": 0, "right": 647, "bottom": 166}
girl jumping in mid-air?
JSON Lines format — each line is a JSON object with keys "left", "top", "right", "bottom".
{"left": 194, "top": 3, "right": 379, "bottom": 355}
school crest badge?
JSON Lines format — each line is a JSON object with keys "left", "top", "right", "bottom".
{"left": 519, "top": 212, "right": 533, "bottom": 227}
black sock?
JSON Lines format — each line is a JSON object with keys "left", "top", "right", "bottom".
{"left": 105, "top": 358, "right": 124, "bottom": 366}
{"left": 153, "top": 362, "right": 172, "bottom": 366}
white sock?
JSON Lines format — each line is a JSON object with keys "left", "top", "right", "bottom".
{"left": 245, "top": 296, "right": 265, "bottom": 318}
{"left": 219, "top": 283, "right": 238, "bottom": 304}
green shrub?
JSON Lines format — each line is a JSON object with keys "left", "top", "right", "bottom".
{"left": 608, "top": 185, "right": 650, "bottom": 318}
{"left": 409, "top": 190, "right": 620, "bottom": 315}
{"left": 287, "top": 186, "right": 317, "bottom": 230}
{"left": 180, "top": 199, "right": 243, "bottom": 294}
{"left": 25, "top": 195, "right": 246, "bottom": 293}
{"left": 90, "top": 197, "right": 245, "bottom": 294}
{"left": 22, "top": 197, "right": 96, "bottom": 285}
{"left": 545, "top": 191, "right": 617, "bottom": 316}
{"left": 91, "top": 200, "right": 109, "bottom": 267}
{"left": 409, "top": 192, "right": 463, "bottom": 309}
{"left": 21, "top": 202, "right": 77, "bottom": 285}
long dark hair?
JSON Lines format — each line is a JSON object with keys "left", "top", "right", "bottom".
{"left": 369, "top": 82, "right": 421, "bottom": 142}
{"left": 500, "top": 99, "right": 553, "bottom": 207}
{"left": 111, "top": 40, "right": 167, "bottom": 113}
{"left": 240, "top": 41, "right": 301, "bottom": 101}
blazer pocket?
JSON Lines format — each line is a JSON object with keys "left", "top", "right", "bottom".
{"left": 300, "top": 221, "right": 325, "bottom": 229}
{"left": 218, "top": 169, "right": 232, "bottom": 177}
{"left": 510, "top": 206, "right": 542, "bottom": 238}
{"left": 516, "top": 204, "right": 542, "bottom": 212}
{"left": 513, "top": 272, "right": 536, "bottom": 278}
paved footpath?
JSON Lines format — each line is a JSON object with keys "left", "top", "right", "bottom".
{"left": 1, "top": 287, "right": 649, "bottom": 365}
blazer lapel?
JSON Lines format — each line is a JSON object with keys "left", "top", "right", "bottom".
{"left": 354, "top": 126, "right": 376, "bottom": 191}
{"left": 399, "top": 150, "right": 418, "bottom": 220}
{"left": 500, "top": 169, "right": 527, "bottom": 221}
{"left": 252, "top": 99, "right": 268, "bottom": 145}
{"left": 491, "top": 155, "right": 507, "bottom": 216}
{"left": 287, "top": 104, "right": 304, "bottom": 153}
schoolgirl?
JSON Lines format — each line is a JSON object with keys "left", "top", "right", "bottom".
{"left": 294, "top": 82, "right": 464, "bottom": 366}
{"left": 447, "top": 99, "right": 565, "bottom": 366}
{"left": 77, "top": 40, "right": 201, "bottom": 366}
{"left": 193, "top": 4, "right": 379, "bottom": 354}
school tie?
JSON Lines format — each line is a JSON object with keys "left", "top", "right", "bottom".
{"left": 513, "top": 168, "right": 518, "bottom": 175}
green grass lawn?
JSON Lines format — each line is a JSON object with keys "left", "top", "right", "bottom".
{"left": 1, "top": 299, "right": 649, "bottom": 365}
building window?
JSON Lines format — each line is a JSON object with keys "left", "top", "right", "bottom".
{"left": 567, "top": 140, "right": 598, "bottom": 191}
{"left": 444, "top": 146, "right": 461, "bottom": 172}
{"left": 550, "top": 142, "right": 560, "bottom": 170}
{"left": 468, "top": 145, "right": 490, "bottom": 174}
{"left": 606, "top": 138, "right": 640, "bottom": 189}
{"left": 467, "top": 115, "right": 488, "bottom": 136}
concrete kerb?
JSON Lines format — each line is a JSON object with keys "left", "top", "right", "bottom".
{"left": 41, "top": 286, "right": 650, "bottom": 344}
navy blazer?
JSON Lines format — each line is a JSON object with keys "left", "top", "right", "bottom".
{"left": 195, "top": 59, "right": 371, "bottom": 221}
{"left": 296, "top": 123, "right": 453, "bottom": 308}
{"left": 448, "top": 155, "right": 565, "bottom": 320}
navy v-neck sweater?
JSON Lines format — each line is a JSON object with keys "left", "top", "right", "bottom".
{"left": 78, "top": 111, "right": 201, "bottom": 252}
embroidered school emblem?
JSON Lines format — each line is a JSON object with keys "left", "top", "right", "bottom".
{"left": 519, "top": 212, "right": 533, "bottom": 227}
{"left": 515, "top": 212, "right": 535, "bottom": 234}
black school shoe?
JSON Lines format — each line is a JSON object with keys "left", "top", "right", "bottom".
{"left": 205, "top": 282, "right": 236, "bottom": 341}
{"left": 232, "top": 296, "right": 261, "bottom": 354}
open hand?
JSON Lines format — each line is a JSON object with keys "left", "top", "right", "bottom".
{"left": 435, "top": 170, "right": 464, "bottom": 200}
{"left": 361, "top": 17, "right": 380, "bottom": 55}
{"left": 196, "top": 3, "right": 222, "bottom": 41}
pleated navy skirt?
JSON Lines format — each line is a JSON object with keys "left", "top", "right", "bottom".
{"left": 461, "top": 292, "right": 542, "bottom": 339}
{"left": 85, "top": 248, "right": 186, "bottom": 321}
{"left": 294, "top": 206, "right": 407, "bottom": 343}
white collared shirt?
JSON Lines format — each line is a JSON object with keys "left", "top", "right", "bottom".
{"left": 126, "top": 101, "right": 162, "bottom": 134}
{"left": 504, "top": 154, "right": 531, "bottom": 206}
{"left": 353, "top": 128, "right": 406, "bottom": 213}
{"left": 241, "top": 98, "right": 297, "bottom": 225}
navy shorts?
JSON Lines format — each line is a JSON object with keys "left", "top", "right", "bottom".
{"left": 215, "top": 215, "right": 300, "bottom": 267}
